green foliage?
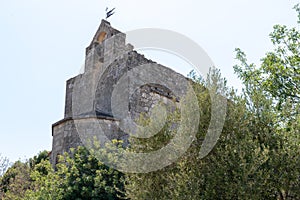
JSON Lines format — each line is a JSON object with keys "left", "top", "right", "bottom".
{"left": 24, "top": 159, "right": 64, "bottom": 200}
{"left": 0, "top": 147, "right": 125, "bottom": 200}
{"left": 124, "top": 5, "right": 300, "bottom": 199}
{"left": 233, "top": 4, "right": 300, "bottom": 198}
{"left": 125, "top": 68, "right": 230, "bottom": 199}
{"left": 0, "top": 161, "right": 31, "bottom": 199}
{"left": 234, "top": 5, "right": 300, "bottom": 111}
{"left": 55, "top": 146, "right": 125, "bottom": 200}
{"left": 2, "top": 4, "right": 300, "bottom": 200}
{"left": 29, "top": 150, "right": 49, "bottom": 169}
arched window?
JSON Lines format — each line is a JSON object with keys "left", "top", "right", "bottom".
{"left": 97, "top": 32, "right": 107, "bottom": 43}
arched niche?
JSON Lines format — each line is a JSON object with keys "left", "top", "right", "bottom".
{"left": 97, "top": 31, "right": 107, "bottom": 43}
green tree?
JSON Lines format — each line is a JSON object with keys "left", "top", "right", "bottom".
{"left": 23, "top": 146, "right": 125, "bottom": 200}
{"left": 58, "top": 146, "right": 125, "bottom": 200}
{"left": 0, "top": 147, "right": 125, "bottom": 200}
{"left": 0, "top": 161, "right": 31, "bottom": 200}
{"left": 124, "top": 4, "right": 300, "bottom": 199}
{"left": 234, "top": 5, "right": 300, "bottom": 112}
{"left": 233, "top": 4, "right": 300, "bottom": 199}
{"left": 124, "top": 68, "right": 240, "bottom": 199}
{"left": 23, "top": 159, "right": 65, "bottom": 200}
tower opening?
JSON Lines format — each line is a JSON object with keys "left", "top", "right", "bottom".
{"left": 97, "top": 31, "right": 107, "bottom": 43}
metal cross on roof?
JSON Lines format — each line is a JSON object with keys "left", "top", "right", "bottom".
{"left": 106, "top": 7, "right": 115, "bottom": 19}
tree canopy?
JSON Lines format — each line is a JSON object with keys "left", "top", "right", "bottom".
{"left": 1, "top": 4, "right": 299, "bottom": 200}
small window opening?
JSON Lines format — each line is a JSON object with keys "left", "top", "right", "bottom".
{"left": 97, "top": 32, "right": 107, "bottom": 43}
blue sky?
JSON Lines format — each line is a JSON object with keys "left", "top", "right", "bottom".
{"left": 0, "top": 0, "right": 299, "bottom": 162}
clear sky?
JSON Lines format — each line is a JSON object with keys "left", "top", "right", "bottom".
{"left": 0, "top": 0, "right": 299, "bottom": 162}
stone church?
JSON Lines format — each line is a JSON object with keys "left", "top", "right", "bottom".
{"left": 50, "top": 19, "right": 189, "bottom": 166}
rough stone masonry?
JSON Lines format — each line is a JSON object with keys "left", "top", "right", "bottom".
{"left": 50, "top": 19, "right": 188, "bottom": 167}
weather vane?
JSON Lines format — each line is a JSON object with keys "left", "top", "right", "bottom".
{"left": 106, "top": 7, "right": 115, "bottom": 19}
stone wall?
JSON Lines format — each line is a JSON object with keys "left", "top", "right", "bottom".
{"left": 51, "top": 19, "right": 187, "bottom": 167}
{"left": 51, "top": 119, "right": 80, "bottom": 163}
